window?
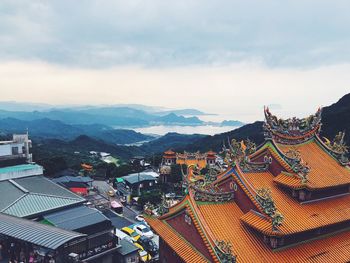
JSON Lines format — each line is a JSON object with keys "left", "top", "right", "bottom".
{"left": 12, "top": 146, "right": 19, "bottom": 155}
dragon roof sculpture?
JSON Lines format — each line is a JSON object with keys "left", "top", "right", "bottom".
{"left": 264, "top": 106, "right": 322, "bottom": 144}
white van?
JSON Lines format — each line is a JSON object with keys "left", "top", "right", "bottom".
{"left": 115, "top": 228, "right": 134, "bottom": 244}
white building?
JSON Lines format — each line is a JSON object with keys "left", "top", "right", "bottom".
{"left": 0, "top": 133, "right": 32, "bottom": 162}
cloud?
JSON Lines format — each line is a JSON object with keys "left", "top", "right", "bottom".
{"left": 1, "top": 0, "right": 350, "bottom": 68}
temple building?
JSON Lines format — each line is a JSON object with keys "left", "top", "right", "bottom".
{"left": 147, "top": 108, "right": 350, "bottom": 262}
{"left": 160, "top": 150, "right": 218, "bottom": 183}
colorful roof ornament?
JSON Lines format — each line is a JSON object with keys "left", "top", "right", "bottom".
{"left": 263, "top": 106, "right": 322, "bottom": 144}
{"left": 323, "top": 131, "right": 349, "bottom": 165}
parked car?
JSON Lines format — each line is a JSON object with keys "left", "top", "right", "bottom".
{"left": 135, "top": 214, "right": 145, "bottom": 222}
{"left": 134, "top": 243, "right": 152, "bottom": 262}
{"left": 135, "top": 215, "right": 150, "bottom": 226}
{"left": 121, "top": 227, "right": 141, "bottom": 242}
{"left": 137, "top": 236, "right": 158, "bottom": 257}
{"left": 133, "top": 224, "right": 154, "bottom": 239}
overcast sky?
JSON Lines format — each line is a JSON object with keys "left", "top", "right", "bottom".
{"left": 1, "top": 0, "right": 350, "bottom": 121}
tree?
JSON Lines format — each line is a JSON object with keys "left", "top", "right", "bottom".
{"left": 169, "top": 164, "right": 183, "bottom": 183}
{"left": 137, "top": 191, "right": 162, "bottom": 207}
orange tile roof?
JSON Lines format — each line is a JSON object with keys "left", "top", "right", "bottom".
{"left": 273, "top": 172, "right": 305, "bottom": 190}
{"left": 199, "top": 202, "right": 350, "bottom": 263}
{"left": 240, "top": 170, "right": 350, "bottom": 235}
{"left": 164, "top": 149, "right": 176, "bottom": 155}
{"left": 276, "top": 139, "right": 350, "bottom": 189}
{"left": 147, "top": 217, "right": 210, "bottom": 262}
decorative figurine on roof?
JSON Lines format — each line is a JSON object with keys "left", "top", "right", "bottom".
{"left": 227, "top": 138, "right": 245, "bottom": 164}
{"left": 222, "top": 138, "right": 269, "bottom": 172}
{"left": 214, "top": 240, "right": 236, "bottom": 263}
{"left": 158, "top": 194, "right": 170, "bottom": 216}
{"left": 243, "top": 139, "right": 257, "bottom": 155}
{"left": 271, "top": 211, "right": 284, "bottom": 231}
{"left": 323, "top": 132, "right": 349, "bottom": 165}
{"left": 256, "top": 187, "right": 284, "bottom": 230}
{"left": 256, "top": 188, "right": 277, "bottom": 217}
{"left": 284, "top": 148, "right": 310, "bottom": 184}
{"left": 204, "top": 166, "right": 220, "bottom": 183}
{"left": 263, "top": 106, "right": 322, "bottom": 144}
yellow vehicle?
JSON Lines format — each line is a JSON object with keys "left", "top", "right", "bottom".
{"left": 121, "top": 227, "right": 140, "bottom": 242}
{"left": 134, "top": 243, "right": 152, "bottom": 262}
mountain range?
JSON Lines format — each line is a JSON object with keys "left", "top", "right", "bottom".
{"left": 0, "top": 103, "right": 242, "bottom": 128}
{"left": 1, "top": 93, "right": 350, "bottom": 175}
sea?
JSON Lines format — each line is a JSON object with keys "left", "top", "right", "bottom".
{"left": 133, "top": 114, "right": 241, "bottom": 136}
{"left": 133, "top": 125, "right": 238, "bottom": 136}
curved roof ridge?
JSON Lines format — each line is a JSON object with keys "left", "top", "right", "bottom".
{"left": 158, "top": 195, "right": 189, "bottom": 220}
{"left": 315, "top": 134, "right": 350, "bottom": 167}
{"left": 188, "top": 191, "right": 220, "bottom": 262}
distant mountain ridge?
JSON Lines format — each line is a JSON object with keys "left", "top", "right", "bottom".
{"left": 0, "top": 117, "right": 153, "bottom": 145}
{"left": 154, "top": 113, "right": 203, "bottom": 125}
{"left": 0, "top": 102, "right": 241, "bottom": 128}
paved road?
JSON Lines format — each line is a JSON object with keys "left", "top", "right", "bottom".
{"left": 92, "top": 180, "right": 140, "bottom": 222}
{"left": 92, "top": 180, "right": 114, "bottom": 198}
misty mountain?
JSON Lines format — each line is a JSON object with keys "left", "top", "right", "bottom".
{"left": 0, "top": 102, "right": 235, "bottom": 127}
{"left": 154, "top": 113, "right": 203, "bottom": 125}
{"left": 221, "top": 120, "right": 245, "bottom": 126}
{"left": 0, "top": 107, "right": 204, "bottom": 127}
{"left": 0, "top": 118, "right": 153, "bottom": 145}
{"left": 154, "top": 109, "right": 209, "bottom": 116}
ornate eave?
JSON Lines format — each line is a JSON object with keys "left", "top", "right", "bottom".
{"left": 263, "top": 106, "right": 322, "bottom": 145}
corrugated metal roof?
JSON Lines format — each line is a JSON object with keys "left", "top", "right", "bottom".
{"left": 0, "top": 175, "right": 85, "bottom": 218}
{"left": 0, "top": 180, "right": 24, "bottom": 210}
{"left": 44, "top": 206, "right": 110, "bottom": 231}
{"left": 0, "top": 212, "right": 86, "bottom": 250}
{"left": 2, "top": 193, "right": 83, "bottom": 218}
{"left": 52, "top": 176, "right": 93, "bottom": 184}
{"left": 14, "top": 176, "right": 82, "bottom": 199}
{"left": 122, "top": 173, "right": 156, "bottom": 185}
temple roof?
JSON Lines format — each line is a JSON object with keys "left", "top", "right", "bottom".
{"left": 148, "top": 109, "right": 350, "bottom": 262}
{"left": 147, "top": 216, "right": 210, "bottom": 262}
{"left": 238, "top": 170, "right": 350, "bottom": 236}
{"left": 275, "top": 139, "right": 350, "bottom": 189}
{"left": 164, "top": 149, "right": 176, "bottom": 155}
{"left": 198, "top": 201, "right": 350, "bottom": 263}
{"left": 148, "top": 180, "right": 350, "bottom": 262}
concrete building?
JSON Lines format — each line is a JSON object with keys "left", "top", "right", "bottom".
{"left": 0, "top": 133, "right": 32, "bottom": 167}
